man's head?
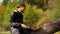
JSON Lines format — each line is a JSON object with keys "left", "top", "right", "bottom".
{"left": 17, "top": 3, "right": 26, "bottom": 13}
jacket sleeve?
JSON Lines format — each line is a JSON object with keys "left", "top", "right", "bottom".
{"left": 10, "top": 12, "right": 16, "bottom": 22}
{"left": 10, "top": 12, "right": 22, "bottom": 26}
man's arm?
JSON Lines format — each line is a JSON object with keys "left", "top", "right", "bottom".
{"left": 10, "top": 12, "right": 22, "bottom": 26}
{"left": 10, "top": 12, "right": 30, "bottom": 28}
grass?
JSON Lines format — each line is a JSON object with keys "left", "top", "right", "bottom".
{"left": 0, "top": 31, "right": 11, "bottom": 34}
{"left": 0, "top": 31, "right": 60, "bottom": 34}
{"left": 54, "top": 31, "right": 60, "bottom": 34}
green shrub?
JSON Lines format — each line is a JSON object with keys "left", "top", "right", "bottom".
{"left": 23, "top": 4, "right": 43, "bottom": 27}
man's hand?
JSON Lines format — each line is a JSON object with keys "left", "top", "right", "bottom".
{"left": 21, "top": 24, "right": 30, "bottom": 29}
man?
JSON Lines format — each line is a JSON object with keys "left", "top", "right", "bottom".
{"left": 10, "top": 3, "right": 32, "bottom": 34}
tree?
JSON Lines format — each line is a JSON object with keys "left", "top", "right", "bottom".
{"left": 2, "top": 0, "right": 9, "bottom": 7}
{"left": 27, "top": 0, "right": 47, "bottom": 10}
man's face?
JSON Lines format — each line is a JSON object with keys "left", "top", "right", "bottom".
{"left": 20, "top": 7, "right": 26, "bottom": 13}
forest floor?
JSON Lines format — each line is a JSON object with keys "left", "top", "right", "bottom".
{"left": 0, "top": 31, "right": 60, "bottom": 34}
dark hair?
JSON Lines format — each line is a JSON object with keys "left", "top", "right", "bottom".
{"left": 17, "top": 3, "right": 26, "bottom": 8}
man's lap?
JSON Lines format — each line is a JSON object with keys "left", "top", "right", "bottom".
{"left": 10, "top": 27, "right": 20, "bottom": 34}
{"left": 10, "top": 26, "right": 32, "bottom": 34}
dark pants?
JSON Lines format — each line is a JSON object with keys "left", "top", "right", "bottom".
{"left": 10, "top": 26, "right": 32, "bottom": 34}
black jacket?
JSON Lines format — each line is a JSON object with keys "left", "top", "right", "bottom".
{"left": 10, "top": 11, "right": 23, "bottom": 26}
{"left": 10, "top": 11, "right": 33, "bottom": 34}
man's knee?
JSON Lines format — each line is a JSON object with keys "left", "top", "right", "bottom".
{"left": 11, "top": 27, "right": 20, "bottom": 34}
